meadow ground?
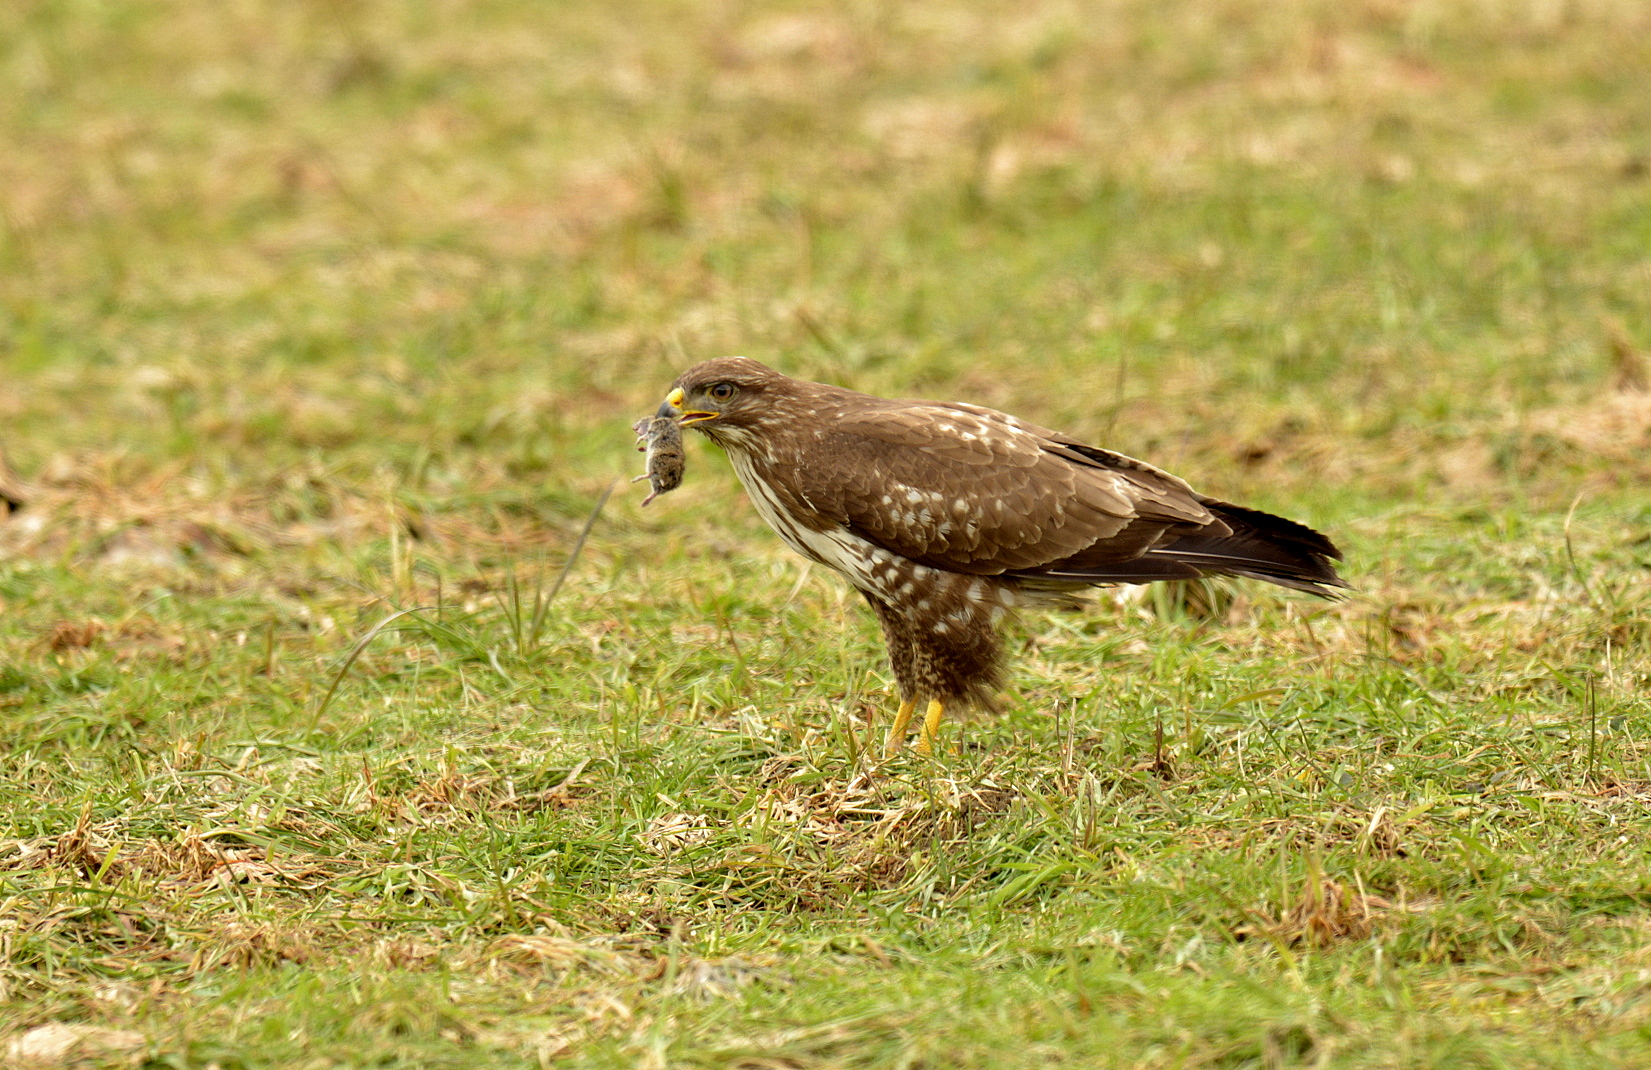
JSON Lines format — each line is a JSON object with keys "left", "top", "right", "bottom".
{"left": 3, "top": 0, "right": 1651, "bottom": 1066}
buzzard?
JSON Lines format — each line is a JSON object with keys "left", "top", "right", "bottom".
{"left": 657, "top": 357, "right": 1344, "bottom": 755}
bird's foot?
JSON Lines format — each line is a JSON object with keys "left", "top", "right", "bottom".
{"left": 913, "top": 698, "right": 946, "bottom": 755}
{"left": 884, "top": 697, "right": 917, "bottom": 758}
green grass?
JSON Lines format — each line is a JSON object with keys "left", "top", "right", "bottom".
{"left": 3, "top": 0, "right": 1651, "bottom": 1065}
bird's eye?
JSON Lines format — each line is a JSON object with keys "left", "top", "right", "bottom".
{"left": 709, "top": 382, "right": 737, "bottom": 401}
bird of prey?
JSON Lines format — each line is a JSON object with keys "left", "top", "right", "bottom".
{"left": 655, "top": 357, "right": 1344, "bottom": 756}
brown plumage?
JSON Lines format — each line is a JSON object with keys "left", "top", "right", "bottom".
{"left": 658, "top": 357, "right": 1345, "bottom": 754}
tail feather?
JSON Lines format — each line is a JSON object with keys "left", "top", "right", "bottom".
{"left": 1017, "top": 500, "right": 1347, "bottom": 598}
{"left": 1152, "top": 500, "right": 1345, "bottom": 595}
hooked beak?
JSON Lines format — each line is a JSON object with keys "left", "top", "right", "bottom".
{"left": 661, "top": 386, "right": 717, "bottom": 425}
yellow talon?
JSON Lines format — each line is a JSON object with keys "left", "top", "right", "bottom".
{"left": 915, "top": 698, "right": 945, "bottom": 755}
{"left": 885, "top": 697, "right": 917, "bottom": 757}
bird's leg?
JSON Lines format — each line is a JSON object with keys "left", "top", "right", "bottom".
{"left": 915, "top": 698, "right": 946, "bottom": 755}
{"left": 885, "top": 697, "right": 917, "bottom": 757}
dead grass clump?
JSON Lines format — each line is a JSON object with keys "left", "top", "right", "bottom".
{"left": 1577, "top": 777, "right": 1651, "bottom": 801}
{"left": 133, "top": 831, "right": 337, "bottom": 890}
{"left": 738, "top": 757, "right": 1018, "bottom": 897}
{"left": 472, "top": 987, "right": 643, "bottom": 1064}
{"left": 367, "top": 938, "right": 446, "bottom": 971}
{"left": 0, "top": 454, "right": 594, "bottom": 573}
{"left": 1356, "top": 807, "right": 1408, "bottom": 859}
{"left": 1381, "top": 602, "right": 1450, "bottom": 664}
{"left": 4, "top": 900, "right": 176, "bottom": 968}
{"left": 1237, "top": 867, "right": 1398, "bottom": 947}
{"left": 24, "top": 615, "right": 193, "bottom": 668}
{"left": 1607, "top": 321, "right": 1649, "bottom": 393}
{"left": 401, "top": 770, "right": 504, "bottom": 814}
{"left": 4, "top": 1023, "right": 147, "bottom": 1068}
{"left": 4, "top": 815, "right": 339, "bottom": 892}
{"left": 39, "top": 619, "right": 107, "bottom": 653}
{"left": 35, "top": 807, "right": 112, "bottom": 878}
{"left": 642, "top": 812, "right": 718, "bottom": 855}
{"left": 487, "top": 934, "right": 637, "bottom": 978}
{"left": 484, "top": 932, "right": 772, "bottom": 1003}
{"left": 1526, "top": 390, "right": 1651, "bottom": 461}
{"left": 190, "top": 919, "right": 319, "bottom": 970}
{"left": 379, "top": 757, "right": 590, "bottom": 820}
{"left": 0, "top": 462, "right": 270, "bottom": 568}
{"left": 1520, "top": 337, "right": 1651, "bottom": 472}
{"left": 613, "top": 757, "right": 1023, "bottom": 912}
{"left": 1263, "top": 806, "right": 1417, "bottom": 865}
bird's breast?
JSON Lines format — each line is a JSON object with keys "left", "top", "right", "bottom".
{"left": 725, "top": 448, "right": 889, "bottom": 594}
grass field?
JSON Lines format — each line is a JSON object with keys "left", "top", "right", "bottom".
{"left": 3, "top": 0, "right": 1651, "bottom": 1065}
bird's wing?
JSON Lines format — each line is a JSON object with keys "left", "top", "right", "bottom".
{"left": 795, "top": 401, "right": 1219, "bottom": 575}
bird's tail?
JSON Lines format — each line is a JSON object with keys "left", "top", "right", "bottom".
{"left": 1145, "top": 501, "right": 1346, "bottom": 596}
{"left": 1019, "top": 501, "right": 1346, "bottom": 597}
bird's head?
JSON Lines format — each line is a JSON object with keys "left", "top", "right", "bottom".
{"left": 658, "top": 357, "right": 786, "bottom": 446}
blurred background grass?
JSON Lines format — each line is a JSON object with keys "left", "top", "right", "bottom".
{"left": 4, "top": 0, "right": 1649, "bottom": 507}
